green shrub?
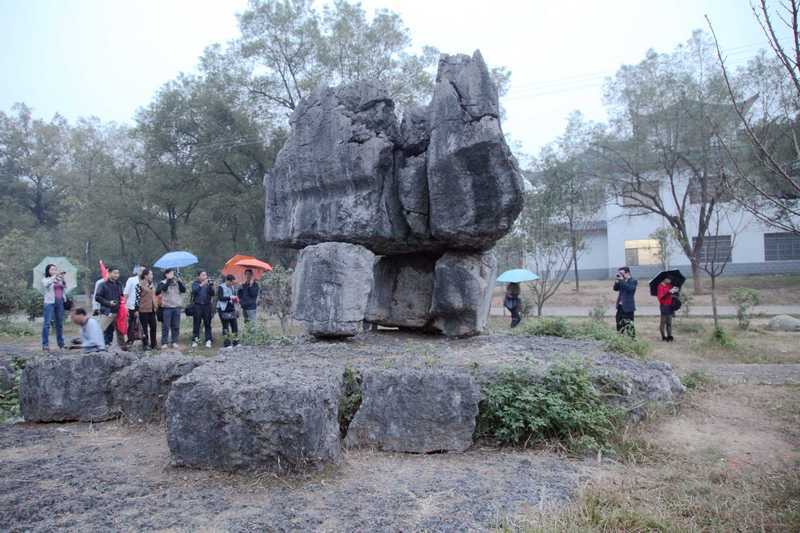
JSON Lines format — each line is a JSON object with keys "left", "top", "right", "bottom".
{"left": 729, "top": 288, "right": 760, "bottom": 330}
{"left": 679, "top": 289, "right": 694, "bottom": 317}
{"left": 0, "top": 319, "right": 35, "bottom": 338}
{"left": 238, "top": 320, "right": 274, "bottom": 346}
{"left": 588, "top": 299, "right": 608, "bottom": 321}
{"left": 681, "top": 369, "right": 712, "bottom": 391}
{"left": 708, "top": 327, "right": 736, "bottom": 349}
{"left": 476, "top": 362, "right": 621, "bottom": 451}
{"left": 338, "top": 367, "right": 362, "bottom": 438}
{"left": 521, "top": 319, "right": 650, "bottom": 358}
{"left": 522, "top": 317, "right": 571, "bottom": 337}
{"left": 0, "top": 358, "right": 25, "bottom": 423}
{"left": 24, "top": 288, "right": 43, "bottom": 321}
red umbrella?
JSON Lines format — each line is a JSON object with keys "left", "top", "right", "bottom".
{"left": 235, "top": 258, "right": 272, "bottom": 272}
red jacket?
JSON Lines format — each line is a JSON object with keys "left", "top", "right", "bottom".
{"left": 657, "top": 284, "right": 673, "bottom": 306}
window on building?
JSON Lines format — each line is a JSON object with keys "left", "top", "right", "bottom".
{"left": 765, "top": 232, "right": 800, "bottom": 261}
{"left": 624, "top": 239, "right": 662, "bottom": 266}
{"left": 692, "top": 235, "right": 732, "bottom": 263}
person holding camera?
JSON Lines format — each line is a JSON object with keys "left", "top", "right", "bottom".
{"left": 217, "top": 274, "right": 240, "bottom": 347}
{"left": 656, "top": 277, "right": 679, "bottom": 342}
{"left": 191, "top": 271, "right": 215, "bottom": 348}
{"left": 613, "top": 266, "right": 638, "bottom": 336}
{"left": 41, "top": 263, "right": 67, "bottom": 352}
{"left": 156, "top": 268, "right": 186, "bottom": 349}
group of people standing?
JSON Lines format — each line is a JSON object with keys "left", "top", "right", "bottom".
{"left": 40, "top": 264, "right": 261, "bottom": 353}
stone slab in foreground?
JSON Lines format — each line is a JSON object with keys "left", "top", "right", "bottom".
{"left": 345, "top": 368, "right": 480, "bottom": 453}
{"left": 20, "top": 352, "right": 204, "bottom": 423}
{"left": 166, "top": 356, "right": 343, "bottom": 472}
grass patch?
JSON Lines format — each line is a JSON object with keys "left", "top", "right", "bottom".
{"left": 681, "top": 369, "right": 713, "bottom": 391}
{"left": 520, "top": 318, "right": 650, "bottom": 358}
{"left": 476, "top": 362, "right": 621, "bottom": 453}
{"left": 338, "top": 367, "right": 362, "bottom": 438}
{"left": 0, "top": 358, "right": 25, "bottom": 423}
{"left": 672, "top": 319, "right": 705, "bottom": 335}
{"left": 512, "top": 461, "right": 800, "bottom": 532}
{"left": 0, "top": 319, "right": 36, "bottom": 340}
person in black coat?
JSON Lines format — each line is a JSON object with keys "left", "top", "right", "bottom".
{"left": 191, "top": 271, "right": 215, "bottom": 348}
{"left": 613, "top": 266, "right": 638, "bottom": 336}
{"left": 95, "top": 266, "right": 125, "bottom": 348}
{"left": 238, "top": 269, "right": 260, "bottom": 323}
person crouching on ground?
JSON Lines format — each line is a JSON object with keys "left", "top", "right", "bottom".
{"left": 217, "top": 274, "right": 240, "bottom": 347}
{"left": 135, "top": 268, "right": 159, "bottom": 351}
{"left": 613, "top": 266, "right": 637, "bottom": 337}
{"left": 191, "top": 270, "right": 215, "bottom": 348}
{"left": 657, "top": 277, "right": 678, "bottom": 342}
{"left": 95, "top": 266, "right": 126, "bottom": 349}
{"left": 238, "top": 269, "right": 260, "bottom": 324}
{"left": 41, "top": 263, "right": 67, "bottom": 352}
{"left": 70, "top": 307, "right": 106, "bottom": 353}
{"left": 504, "top": 282, "right": 522, "bottom": 328}
{"left": 156, "top": 268, "right": 186, "bottom": 349}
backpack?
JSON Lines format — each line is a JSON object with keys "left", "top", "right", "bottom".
{"left": 671, "top": 294, "right": 682, "bottom": 312}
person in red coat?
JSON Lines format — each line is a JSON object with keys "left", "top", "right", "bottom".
{"left": 657, "top": 278, "right": 678, "bottom": 341}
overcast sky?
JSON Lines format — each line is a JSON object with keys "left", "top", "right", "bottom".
{"left": 0, "top": 0, "right": 768, "bottom": 157}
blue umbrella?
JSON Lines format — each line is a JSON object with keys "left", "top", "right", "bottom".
{"left": 496, "top": 268, "right": 539, "bottom": 283}
{"left": 154, "top": 251, "right": 198, "bottom": 269}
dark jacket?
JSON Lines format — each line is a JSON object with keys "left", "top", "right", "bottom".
{"left": 191, "top": 281, "right": 215, "bottom": 306}
{"left": 613, "top": 278, "right": 638, "bottom": 313}
{"left": 238, "top": 281, "right": 260, "bottom": 310}
{"left": 95, "top": 279, "right": 124, "bottom": 315}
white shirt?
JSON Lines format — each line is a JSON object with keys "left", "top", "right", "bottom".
{"left": 92, "top": 278, "right": 104, "bottom": 312}
{"left": 124, "top": 276, "right": 139, "bottom": 310}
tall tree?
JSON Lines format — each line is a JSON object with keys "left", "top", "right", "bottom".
{"left": 591, "top": 31, "right": 742, "bottom": 292}
{"left": 707, "top": 2, "right": 800, "bottom": 234}
{"left": 0, "top": 103, "right": 69, "bottom": 226}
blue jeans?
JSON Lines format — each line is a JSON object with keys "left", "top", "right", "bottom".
{"left": 42, "top": 300, "right": 65, "bottom": 349}
{"left": 161, "top": 307, "right": 181, "bottom": 345}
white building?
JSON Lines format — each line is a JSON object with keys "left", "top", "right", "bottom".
{"left": 562, "top": 177, "right": 800, "bottom": 280}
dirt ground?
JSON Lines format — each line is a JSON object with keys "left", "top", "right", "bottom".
{"left": 2, "top": 314, "right": 799, "bottom": 531}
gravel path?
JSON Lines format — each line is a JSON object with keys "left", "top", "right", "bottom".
{"left": 0, "top": 422, "right": 578, "bottom": 532}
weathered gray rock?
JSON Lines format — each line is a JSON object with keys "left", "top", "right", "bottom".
{"left": 166, "top": 356, "right": 343, "bottom": 472}
{"left": 766, "top": 314, "right": 800, "bottom": 332}
{"left": 293, "top": 242, "right": 375, "bottom": 337}
{"left": 264, "top": 51, "right": 522, "bottom": 255}
{"left": 110, "top": 355, "right": 205, "bottom": 422}
{"left": 365, "top": 254, "right": 436, "bottom": 328}
{"left": 345, "top": 368, "right": 480, "bottom": 453}
{"left": 426, "top": 51, "right": 524, "bottom": 248}
{"left": 429, "top": 251, "right": 497, "bottom": 337}
{"left": 20, "top": 351, "right": 137, "bottom": 422}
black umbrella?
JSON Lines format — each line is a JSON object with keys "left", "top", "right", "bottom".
{"left": 649, "top": 269, "right": 686, "bottom": 296}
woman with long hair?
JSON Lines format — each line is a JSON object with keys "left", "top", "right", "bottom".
{"left": 135, "top": 268, "right": 159, "bottom": 351}
{"left": 41, "top": 263, "right": 66, "bottom": 352}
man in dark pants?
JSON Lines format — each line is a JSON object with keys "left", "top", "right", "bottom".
{"left": 95, "top": 267, "right": 126, "bottom": 348}
{"left": 191, "top": 271, "right": 215, "bottom": 348}
{"left": 613, "top": 266, "right": 638, "bottom": 336}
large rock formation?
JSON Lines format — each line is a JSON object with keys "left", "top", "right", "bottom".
{"left": 265, "top": 50, "right": 523, "bottom": 337}
{"left": 430, "top": 251, "right": 497, "bottom": 337}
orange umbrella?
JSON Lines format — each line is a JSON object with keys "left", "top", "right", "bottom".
{"left": 236, "top": 258, "right": 272, "bottom": 272}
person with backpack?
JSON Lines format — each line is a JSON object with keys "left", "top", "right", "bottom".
{"left": 156, "top": 268, "right": 186, "bottom": 349}
{"left": 190, "top": 270, "right": 215, "bottom": 348}
{"left": 217, "top": 274, "right": 240, "bottom": 347}
{"left": 656, "top": 277, "right": 678, "bottom": 342}
{"left": 41, "top": 264, "right": 67, "bottom": 352}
